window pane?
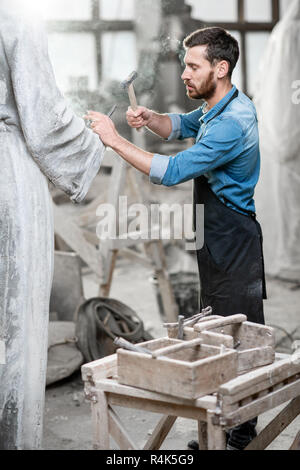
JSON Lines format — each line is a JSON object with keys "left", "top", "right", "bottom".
{"left": 101, "top": 32, "right": 137, "bottom": 80}
{"left": 42, "top": 0, "right": 92, "bottom": 20}
{"left": 100, "top": 0, "right": 135, "bottom": 20}
{"left": 48, "top": 33, "right": 97, "bottom": 92}
{"left": 246, "top": 33, "right": 270, "bottom": 96}
{"left": 229, "top": 31, "right": 242, "bottom": 91}
{"left": 186, "top": 0, "right": 237, "bottom": 22}
{"left": 245, "top": 0, "right": 272, "bottom": 22}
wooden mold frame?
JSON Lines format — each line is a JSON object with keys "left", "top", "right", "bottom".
{"left": 82, "top": 353, "right": 218, "bottom": 450}
{"left": 167, "top": 314, "right": 275, "bottom": 375}
{"left": 116, "top": 337, "right": 238, "bottom": 399}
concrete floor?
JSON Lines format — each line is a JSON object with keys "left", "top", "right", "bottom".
{"left": 43, "top": 259, "right": 300, "bottom": 451}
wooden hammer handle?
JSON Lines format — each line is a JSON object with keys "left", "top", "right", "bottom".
{"left": 128, "top": 84, "right": 142, "bottom": 132}
{"left": 151, "top": 338, "right": 203, "bottom": 359}
{"left": 128, "top": 84, "right": 138, "bottom": 111}
{"left": 193, "top": 314, "right": 247, "bottom": 333}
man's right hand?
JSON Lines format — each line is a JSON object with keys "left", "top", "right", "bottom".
{"left": 126, "top": 106, "right": 152, "bottom": 130}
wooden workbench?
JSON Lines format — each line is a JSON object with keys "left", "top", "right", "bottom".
{"left": 82, "top": 351, "right": 300, "bottom": 450}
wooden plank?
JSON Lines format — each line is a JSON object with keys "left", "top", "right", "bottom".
{"left": 245, "top": 396, "right": 300, "bottom": 450}
{"left": 53, "top": 203, "right": 102, "bottom": 277}
{"left": 239, "top": 322, "right": 275, "bottom": 349}
{"left": 99, "top": 249, "right": 118, "bottom": 295}
{"left": 151, "top": 338, "right": 203, "bottom": 358}
{"left": 194, "top": 315, "right": 247, "bottom": 333}
{"left": 198, "top": 421, "right": 208, "bottom": 450}
{"left": 145, "top": 241, "right": 178, "bottom": 323}
{"left": 82, "top": 228, "right": 99, "bottom": 246}
{"left": 168, "top": 327, "right": 234, "bottom": 348}
{"left": 143, "top": 415, "right": 177, "bottom": 450}
{"left": 118, "top": 248, "right": 153, "bottom": 269}
{"left": 222, "top": 378, "right": 300, "bottom": 428}
{"left": 92, "top": 391, "right": 109, "bottom": 450}
{"left": 237, "top": 347, "right": 275, "bottom": 374}
{"left": 81, "top": 354, "right": 117, "bottom": 383}
{"left": 108, "top": 406, "right": 137, "bottom": 450}
{"left": 221, "top": 377, "right": 298, "bottom": 414}
{"left": 96, "top": 378, "right": 217, "bottom": 409}
{"left": 290, "top": 431, "right": 300, "bottom": 450}
{"left": 108, "top": 393, "right": 207, "bottom": 421}
{"left": 73, "top": 194, "right": 106, "bottom": 227}
{"left": 207, "top": 410, "right": 226, "bottom": 450}
{"left": 214, "top": 322, "right": 275, "bottom": 349}
{"left": 219, "top": 354, "right": 300, "bottom": 397}
{"left": 104, "top": 228, "right": 161, "bottom": 250}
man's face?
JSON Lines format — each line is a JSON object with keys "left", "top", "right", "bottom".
{"left": 181, "top": 45, "right": 217, "bottom": 101}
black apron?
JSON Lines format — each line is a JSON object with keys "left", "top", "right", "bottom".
{"left": 194, "top": 92, "right": 266, "bottom": 325}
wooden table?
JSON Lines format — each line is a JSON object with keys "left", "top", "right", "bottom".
{"left": 82, "top": 351, "right": 300, "bottom": 450}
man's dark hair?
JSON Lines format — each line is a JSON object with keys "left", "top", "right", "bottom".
{"left": 183, "top": 27, "right": 240, "bottom": 77}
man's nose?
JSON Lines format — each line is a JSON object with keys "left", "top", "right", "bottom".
{"left": 181, "top": 68, "right": 190, "bottom": 81}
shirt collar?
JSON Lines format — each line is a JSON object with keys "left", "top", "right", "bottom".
{"left": 199, "top": 85, "right": 237, "bottom": 124}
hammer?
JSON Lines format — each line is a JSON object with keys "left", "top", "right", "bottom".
{"left": 121, "top": 71, "right": 142, "bottom": 131}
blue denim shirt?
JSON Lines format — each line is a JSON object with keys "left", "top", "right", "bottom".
{"left": 149, "top": 85, "right": 260, "bottom": 215}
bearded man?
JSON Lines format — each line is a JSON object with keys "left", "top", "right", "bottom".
{"left": 86, "top": 27, "right": 266, "bottom": 450}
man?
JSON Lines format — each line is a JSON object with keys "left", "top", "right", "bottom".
{"left": 0, "top": 4, "right": 104, "bottom": 449}
{"left": 86, "top": 27, "right": 266, "bottom": 450}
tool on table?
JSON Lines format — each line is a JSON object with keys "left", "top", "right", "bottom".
{"left": 121, "top": 70, "right": 142, "bottom": 132}
{"left": 163, "top": 306, "right": 213, "bottom": 331}
{"left": 114, "top": 337, "right": 151, "bottom": 355}
{"left": 114, "top": 336, "right": 203, "bottom": 361}
{"left": 151, "top": 338, "right": 203, "bottom": 359}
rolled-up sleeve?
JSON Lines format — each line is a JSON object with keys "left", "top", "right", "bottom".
{"left": 166, "top": 114, "right": 182, "bottom": 141}
{"left": 149, "top": 154, "right": 171, "bottom": 185}
{"left": 166, "top": 107, "right": 205, "bottom": 141}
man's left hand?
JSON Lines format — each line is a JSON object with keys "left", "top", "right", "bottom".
{"left": 84, "top": 111, "right": 119, "bottom": 147}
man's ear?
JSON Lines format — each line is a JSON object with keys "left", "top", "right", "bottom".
{"left": 217, "top": 60, "right": 230, "bottom": 79}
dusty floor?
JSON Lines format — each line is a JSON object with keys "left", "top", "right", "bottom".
{"left": 43, "top": 261, "right": 300, "bottom": 451}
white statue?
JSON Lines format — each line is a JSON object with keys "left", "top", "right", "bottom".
{"left": 0, "top": 3, "right": 104, "bottom": 449}
{"left": 254, "top": 0, "right": 300, "bottom": 280}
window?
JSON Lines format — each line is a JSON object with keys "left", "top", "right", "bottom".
{"left": 246, "top": 32, "right": 270, "bottom": 96}
{"left": 186, "top": 0, "right": 237, "bottom": 22}
{"left": 100, "top": 0, "right": 135, "bottom": 20}
{"left": 46, "top": 0, "right": 281, "bottom": 97}
{"left": 46, "top": 0, "right": 135, "bottom": 92}
{"left": 245, "top": 0, "right": 272, "bottom": 22}
{"left": 48, "top": 33, "right": 98, "bottom": 91}
{"left": 101, "top": 32, "right": 137, "bottom": 80}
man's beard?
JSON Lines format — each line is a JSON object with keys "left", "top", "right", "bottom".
{"left": 186, "top": 70, "right": 217, "bottom": 100}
